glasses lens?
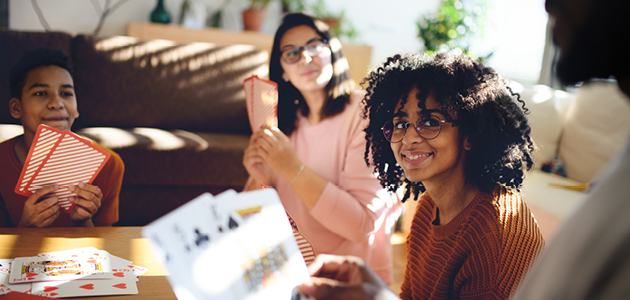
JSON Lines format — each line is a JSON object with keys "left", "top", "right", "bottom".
{"left": 305, "top": 40, "right": 326, "bottom": 56}
{"left": 382, "top": 120, "right": 406, "bottom": 142}
{"left": 415, "top": 115, "right": 443, "bottom": 139}
{"left": 281, "top": 48, "right": 300, "bottom": 63}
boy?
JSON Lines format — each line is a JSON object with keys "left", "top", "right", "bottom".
{"left": 0, "top": 48, "right": 124, "bottom": 227}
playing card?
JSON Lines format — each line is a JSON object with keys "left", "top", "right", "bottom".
{"left": 243, "top": 75, "right": 278, "bottom": 132}
{"left": 30, "top": 274, "right": 138, "bottom": 298}
{"left": 286, "top": 212, "right": 316, "bottom": 265}
{"left": 15, "top": 125, "right": 111, "bottom": 213}
{"left": 9, "top": 255, "right": 113, "bottom": 284}
{"left": 1, "top": 261, "right": 33, "bottom": 296}
{"left": 0, "top": 291, "right": 54, "bottom": 299}
{"left": 143, "top": 189, "right": 310, "bottom": 300}
{"left": 14, "top": 125, "right": 62, "bottom": 194}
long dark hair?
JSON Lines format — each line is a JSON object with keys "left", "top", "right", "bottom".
{"left": 269, "top": 13, "right": 355, "bottom": 135}
{"left": 363, "top": 53, "right": 535, "bottom": 202}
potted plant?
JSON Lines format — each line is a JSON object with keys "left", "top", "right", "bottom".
{"left": 243, "top": 0, "right": 272, "bottom": 31}
{"left": 417, "top": 0, "right": 491, "bottom": 61}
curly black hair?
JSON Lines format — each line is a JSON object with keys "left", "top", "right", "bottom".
{"left": 269, "top": 13, "right": 355, "bottom": 136}
{"left": 9, "top": 48, "right": 74, "bottom": 100}
{"left": 362, "top": 52, "right": 534, "bottom": 202}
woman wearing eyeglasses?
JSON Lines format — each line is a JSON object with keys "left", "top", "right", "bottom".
{"left": 297, "top": 53, "right": 544, "bottom": 300}
{"left": 242, "top": 13, "right": 400, "bottom": 284}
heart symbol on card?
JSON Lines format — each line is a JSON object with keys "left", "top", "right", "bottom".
{"left": 113, "top": 283, "right": 127, "bottom": 289}
{"left": 44, "top": 286, "right": 59, "bottom": 292}
{"left": 80, "top": 284, "right": 95, "bottom": 290}
{"left": 127, "top": 265, "right": 134, "bottom": 268}
{"left": 51, "top": 293, "right": 58, "bottom": 296}
{"left": 113, "top": 272, "right": 125, "bottom": 277}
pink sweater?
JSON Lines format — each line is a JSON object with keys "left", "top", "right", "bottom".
{"left": 266, "top": 91, "right": 400, "bottom": 284}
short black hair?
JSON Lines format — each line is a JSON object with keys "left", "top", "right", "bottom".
{"left": 362, "top": 53, "right": 535, "bottom": 202}
{"left": 9, "top": 48, "right": 74, "bottom": 100}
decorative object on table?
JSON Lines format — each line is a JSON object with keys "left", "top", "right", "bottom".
{"left": 416, "top": 0, "right": 491, "bottom": 61}
{"left": 178, "top": 0, "right": 207, "bottom": 29}
{"left": 309, "top": 0, "right": 358, "bottom": 41}
{"left": 0, "top": 247, "right": 148, "bottom": 298}
{"left": 242, "top": 0, "right": 272, "bottom": 31}
{"left": 150, "top": 0, "right": 171, "bottom": 24}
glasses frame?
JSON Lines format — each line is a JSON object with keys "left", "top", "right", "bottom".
{"left": 381, "top": 116, "right": 448, "bottom": 143}
{"left": 280, "top": 38, "right": 329, "bottom": 64}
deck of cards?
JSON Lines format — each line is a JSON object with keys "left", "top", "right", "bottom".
{"left": 142, "top": 189, "right": 313, "bottom": 300}
{"left": 243, "top": 75, "right": 278, "bottom": 132}
{"left": 0, "top": 247, "right": 148, "bottom": 298}
{"left": 14, "top": 124, "right": 110, "bottom": 213}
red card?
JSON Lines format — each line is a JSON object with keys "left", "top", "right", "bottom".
{"left": 14, "top": 124, "right": 111, "bottom": 213}
{"left": 1, "top": 291, "right": 54, "bottom": 299}
{"left": 243, "top": 75, "right": 278, "bottom": 132}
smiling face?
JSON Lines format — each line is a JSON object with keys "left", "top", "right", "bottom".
{"left": 9, "top": 65, "right": 79, "bottom": 139}
{"left": 279, "top": 25, "right": 333, "bottom": 95}
{"left": 389, "top": 87, "right": 470, "bottom": 186}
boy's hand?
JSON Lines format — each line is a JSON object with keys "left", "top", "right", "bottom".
{"left": 68, "top": 182, "right": 102, "bottom": 226}
{"left": 18, "top": 185, "right": 61, "bottom": 227}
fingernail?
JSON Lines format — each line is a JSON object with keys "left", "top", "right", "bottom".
{"left": 68, "top": 185, "right": 75, "bottom": 192}
{"left": 78, "top": 182, "right": 86, "bottom": 187}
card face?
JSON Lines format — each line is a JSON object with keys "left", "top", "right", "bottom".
{"left": 30, "top": 274, "right": 138, "bottom": 298}
{"left": 9, "top": 255, "right": 112, "bottom": 284}
{"left": 14, "top": 124, "right": 111, "bottom": 213}
{"left": 243, "top": 75, "right": 278, "bottom": 132}
{"left": 142, "top": 189, "right": 310, "bottom": 300}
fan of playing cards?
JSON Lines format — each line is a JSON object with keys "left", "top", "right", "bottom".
{"left": 243, "top": 75, "right": 278, "bottom": 132}
{"left": 0, "top": 247, "right": 148, "bottom": 298}
{"left": 14, "top": 124, "right": 110, "bottom": 213}
{"left": 142, "top": 189, "right": 314, "bottom": 300}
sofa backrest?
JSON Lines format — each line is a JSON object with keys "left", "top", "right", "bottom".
{"left": 0, "top": 29, "right": 74, "bottom": 125}
{"left": 558, "top": 81, "right": 630, "bottom": 183}
{"left": 1, "top": 29, "right": 269, "bottom": 134}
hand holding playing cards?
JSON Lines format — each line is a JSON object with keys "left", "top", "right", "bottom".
{"left": 252, "top": 127, "right": 302, "bottom": 182}
{"left": 298, "top": 255, "right": 400, "bottom": 300}
{"left": 18, "top": 184, "right": 61, "bottom": 227}
{"left": 243, "top": 131, "right": 275, "bottom": 185}
{"left": 68, "top": 182, "right": 102, "bottom": 226}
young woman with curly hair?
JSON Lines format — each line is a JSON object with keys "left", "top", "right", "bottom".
{"left": 242, "top": 13, "right": 400, "bottom": 284}
{"left": 298, "top": 53, "right": 544, "bottom": 300}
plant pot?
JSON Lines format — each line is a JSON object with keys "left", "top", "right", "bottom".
{"left": 242, "top": 8, "right": 265, "bottom": 31}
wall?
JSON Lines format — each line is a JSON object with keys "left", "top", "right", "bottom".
{"left": 8, "top": 0, "right": 548, "bottom": 83}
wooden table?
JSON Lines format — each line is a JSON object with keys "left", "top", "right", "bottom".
{"left": 0, "top": 227, "right": 176, "bottom": 299}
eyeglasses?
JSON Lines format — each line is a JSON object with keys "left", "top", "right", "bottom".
{"left": 280, "top": 39, "right": 328, "bottom": 64}
{"left": 381, "top": 115, "right": 448, "bottom": 143}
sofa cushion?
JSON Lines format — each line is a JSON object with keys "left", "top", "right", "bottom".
{"left": 511, "top": 82, "right": 574, "bottom": 169}
{"left": 77, "top": 127, "right": 250, "bottom": 187}
{"left": 71, "top": 35, "right": 268, "bottom": 133}
{"left": 0, "top": 29, "right": 74, "bottom": 125}
{"left": 558, "top": 81, "right": 630, "bottom": 183}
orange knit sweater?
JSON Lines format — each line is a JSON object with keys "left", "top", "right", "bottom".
{"left": 400, "top": 186, "right": 544, "bottom": 300}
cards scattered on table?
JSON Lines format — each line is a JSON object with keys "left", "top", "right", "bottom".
{"left": 0, "top": 247, "right": 147, "bottom": 298}
{"left": 14, "top": 124, "right": 111, "bottom": 213}
{"left": 243, "top": 75, "right": 278, "bottom": 132}
{"left": 142, "top": 189, "right": 311, "bottom": 300}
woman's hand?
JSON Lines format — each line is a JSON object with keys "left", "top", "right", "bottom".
{"left": 18, "top": 185, "right": 61, "bottom": 227}
{"left": 243, "top": 130, "right": 275, "bottom": 185}
{"left": 255, "top": 127, "right": 302, "bottom": 181}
